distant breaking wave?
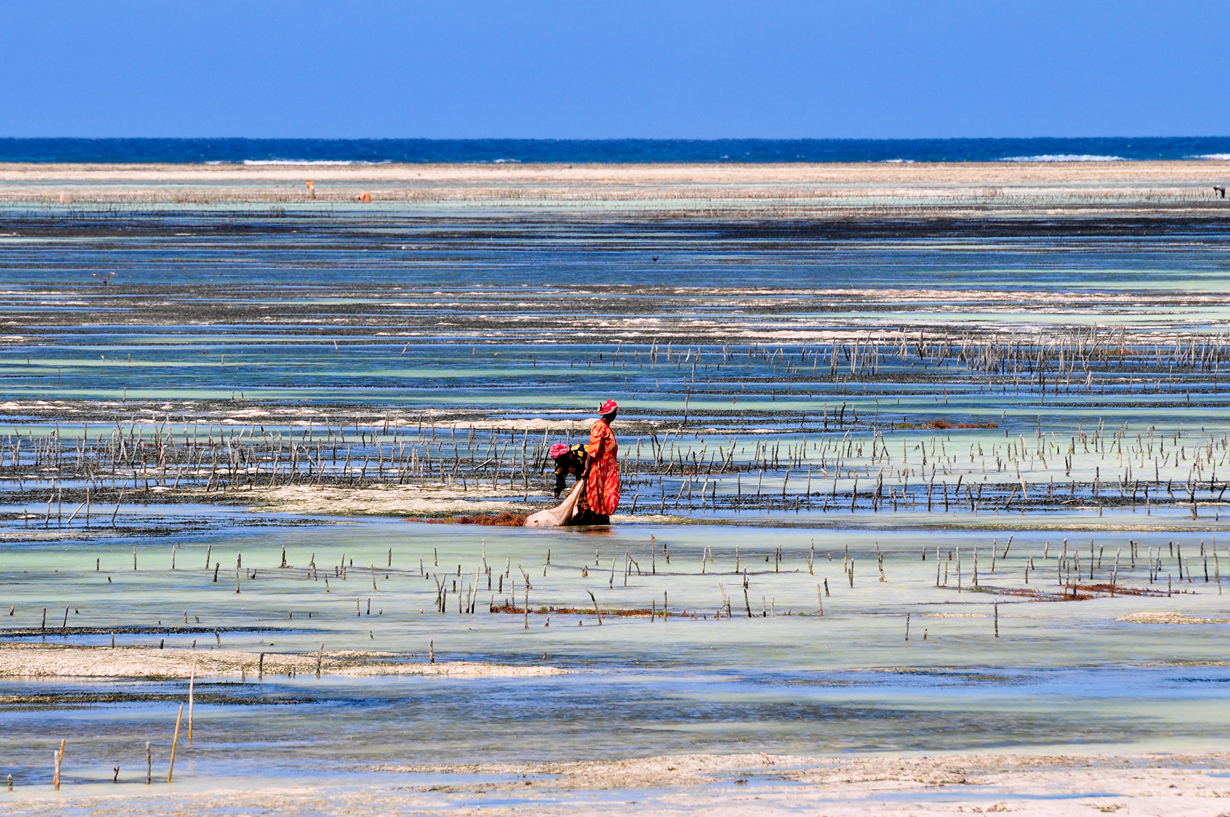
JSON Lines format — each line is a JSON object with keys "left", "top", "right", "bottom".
{"left": 242, "top": 159, "right": 376, "bottom": 166}
{"left": 999, "top": 154, "right": 1127, "bottom": 163}
{"left": 1191, "top": 154, "right": 1230, "bottom": 161}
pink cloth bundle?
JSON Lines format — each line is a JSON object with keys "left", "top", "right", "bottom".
{"left": 599, "top": 399, "right": 618, "bottom": 415}
{"left": 549, "top": 442, "right": 572, "bottom": 459}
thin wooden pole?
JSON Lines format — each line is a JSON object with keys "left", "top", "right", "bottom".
{"left": 587, "top": 590, "right": 602, "bottom": 625}
{"left": 168, "top": 704, "right": 184, "bottom": 783}
{"left": 52, "top": 738, "right": 65, "bottom": 790}
{"left": 187, "top": 660, "right": 196, "bottom": 743}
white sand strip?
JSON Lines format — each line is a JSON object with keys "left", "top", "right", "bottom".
{"left": 0, "top": 644, "right": 564, "bottom": 679}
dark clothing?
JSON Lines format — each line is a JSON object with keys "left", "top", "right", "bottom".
{"left": 552, "top": 444, "right": 588, "bottom": 498}
{"left": 570, "top": 487, "right": 610, "bottom": 526}
{"left": 552, "top": 443, "right": 609, "bottom": 524}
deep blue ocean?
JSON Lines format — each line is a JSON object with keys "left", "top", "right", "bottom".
{"left": 2, "top": 136, "right": 1229, "bottom": 164}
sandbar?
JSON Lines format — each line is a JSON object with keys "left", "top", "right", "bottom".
{"left": 8, "top": 751, "right": 1230, "bottom": 815}
{"left": 0, "top": 644, "right": 564, "bottom": 679}
{"left": 2, "top": 160, "right": 1228, "bottom": 217}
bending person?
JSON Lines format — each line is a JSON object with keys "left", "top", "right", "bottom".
{"left": 549, "top": 442, "right": 587, "bottom": 499}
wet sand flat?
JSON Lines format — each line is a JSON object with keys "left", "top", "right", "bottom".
{"left": 0, "top": 644, "right": 564, "bottom": 679}
{"left": 1, "top": 160, "right": 1228, "bottom": 215}
{"left": 8, "top": 752, "right": 1230, "bottom": 815}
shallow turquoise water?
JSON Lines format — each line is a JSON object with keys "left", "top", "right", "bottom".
{"left": 5, "top": 209, "right": 1230, "bottom": 523}
{"left": 3, "top": 664, "right": 1230, "bottom": 787}
{"left": 3, "top": 518, "right": 1230, "bottom": 785}
{"left": 4, "top": 206, "right": 1230, "bottom": 796}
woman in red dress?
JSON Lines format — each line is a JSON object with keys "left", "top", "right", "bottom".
{"left": 581, "top": 399, "right": 620, "bottom": 523}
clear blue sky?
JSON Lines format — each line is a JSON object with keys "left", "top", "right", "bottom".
{"left": 3, "top": 0, "right": 1227, "bottom": 139}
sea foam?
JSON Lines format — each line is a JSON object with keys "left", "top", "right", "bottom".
{"left": 242, "top": 159, "right": 363, "bottom": 166}
{"left": 999, "top": 154, "right": 1127, "bottom": 163}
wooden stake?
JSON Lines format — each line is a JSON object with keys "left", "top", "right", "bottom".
{"left": 52, "top": 739, "right": 64, "bottom": 790}
{"left": 187, "top": 660, "right": 195, "bottom": 743}
{"left": 587, "top": 590, "right": 602, "bottom": 625}
{"left": 168, "top": 704, "right": 184, "bottom": 783}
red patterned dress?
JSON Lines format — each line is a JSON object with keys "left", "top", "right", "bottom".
{"left": 585, "top": 417, "right": 620, "bottom": 516}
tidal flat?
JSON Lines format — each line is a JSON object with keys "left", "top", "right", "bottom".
{"left": 2, "top": 163, "right": 1230, "bottom": 814}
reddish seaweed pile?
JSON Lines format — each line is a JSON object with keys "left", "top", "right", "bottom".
{"left": 410, "top": 512, "right": 528, "bottom": 526}
{"left": 490, "top": 602, "right": 699, "bottom": 618}
{"left": 895, "top": 419, "right": 1000, "bottom": 430}
{"left": 977, "top": 582, "right": 1169, "bottom": 601}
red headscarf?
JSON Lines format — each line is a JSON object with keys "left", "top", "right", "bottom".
{"left": 599, "top": 399, "right": 618, "bottom": 415}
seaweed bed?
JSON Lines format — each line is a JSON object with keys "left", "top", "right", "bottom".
{"left": 414, "top": 512, "right": 528, "bottom": 526}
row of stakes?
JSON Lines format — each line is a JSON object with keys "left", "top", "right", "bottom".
{"left": 5, "top": 649, "right": 331, "bottom": 791}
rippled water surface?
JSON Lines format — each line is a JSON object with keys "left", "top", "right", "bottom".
{"left": 2, "top": 519, "right": 1230, "bottom": 785}
{"left": 3, "top": 205, "right": 1230, "bottom": 798}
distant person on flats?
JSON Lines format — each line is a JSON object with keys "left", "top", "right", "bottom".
{"left": 576, "top": 400, "right": 620, "bottom": 525}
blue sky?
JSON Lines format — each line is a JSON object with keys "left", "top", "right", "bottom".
{"left": 2, "top": 1, "right": 1227, "bottom": 139}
